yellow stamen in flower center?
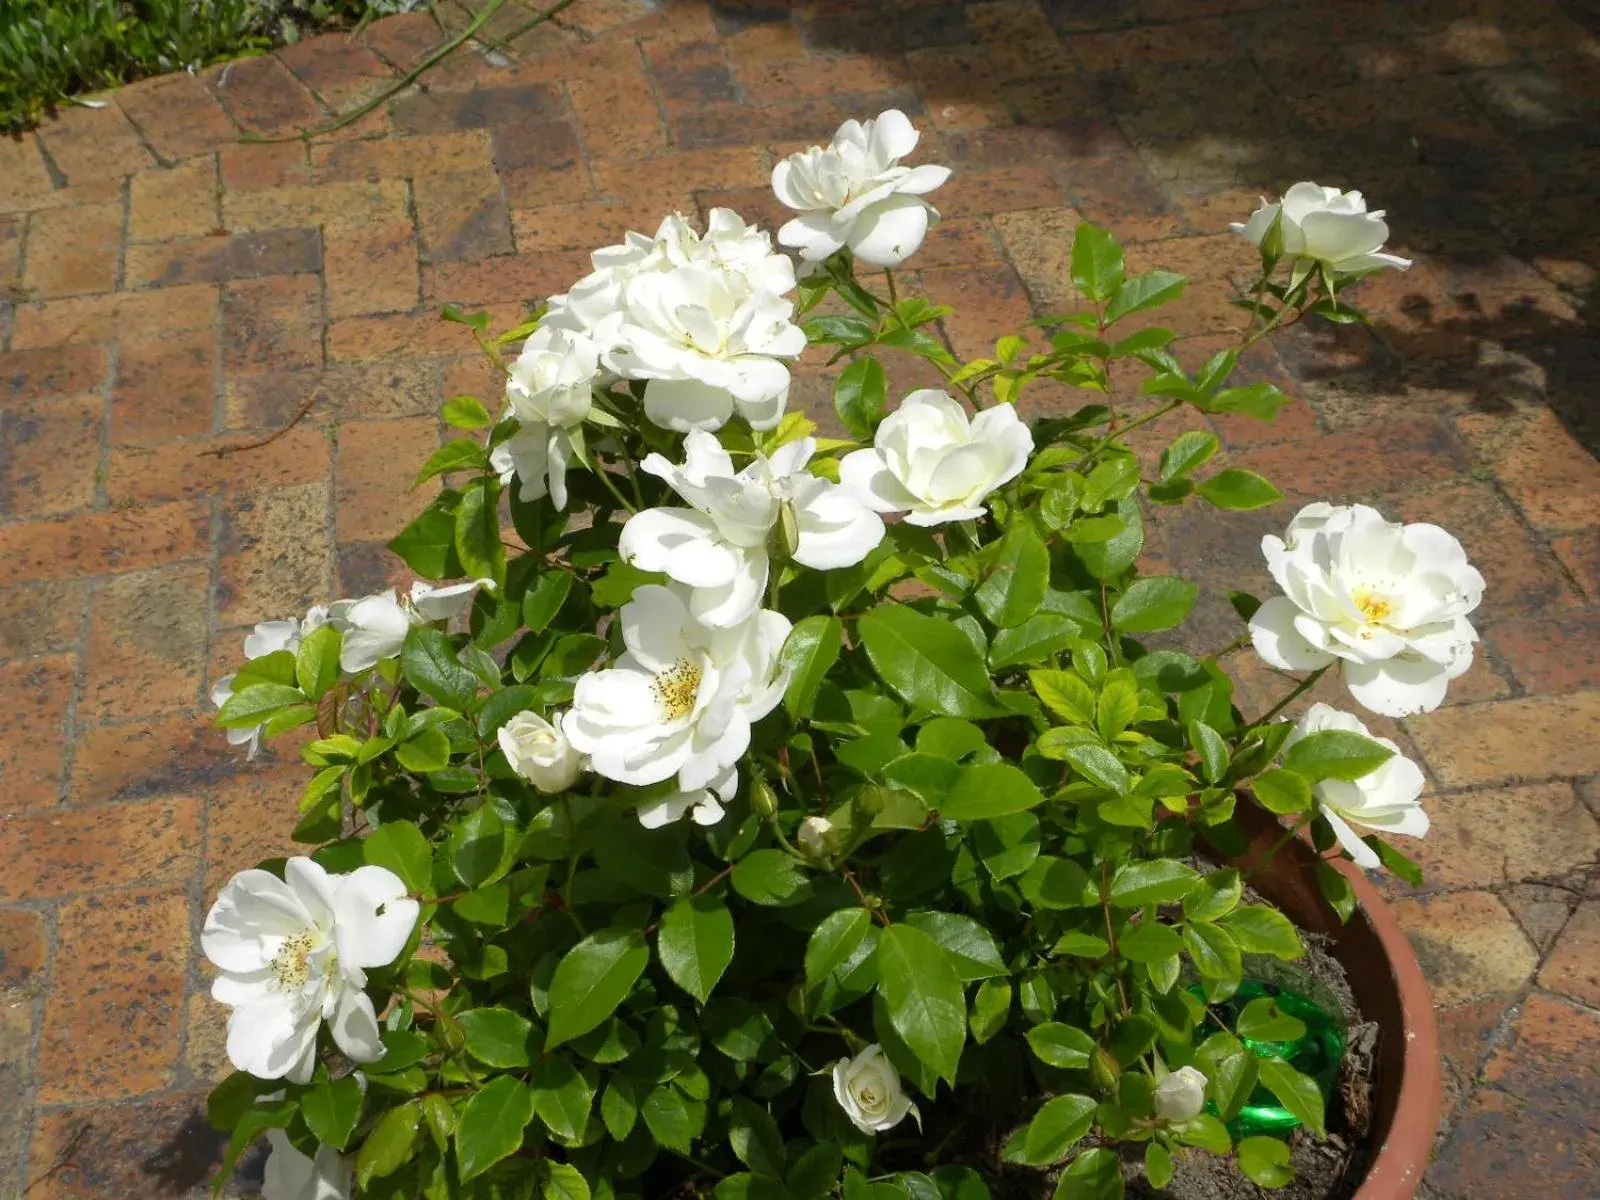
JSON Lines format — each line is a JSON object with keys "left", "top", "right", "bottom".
{"left": 652, "top": 658, "right": 702, "bottom": 722}
{"left": 857, "top": 1085, "right": 879, "bottom": 1106}
{"left": 270, "top": 929, "right": 319, "bottom": 991}
{"left": 1353, "top": 587, "right": 1394, "bottom": 625}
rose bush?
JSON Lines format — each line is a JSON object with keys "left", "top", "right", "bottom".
{"left": 201, "top": 109, "right": 1476, "bottom": 1200}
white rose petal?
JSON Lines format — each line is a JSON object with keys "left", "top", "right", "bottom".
{"left": 262, "top": 1129, "right": 352, "bottom": 1200}
{"left": 831, "top": 1044, "right": 918, "bottom": 1134}
{"left": 408, "top": 577, "right": 493, "bottom": 622}
{"left": 1247, "top": 503, "right": 1483, "bottom": 717}
{"left": 499, "top": 710, "right": 587, "bottom": 793}
{"left": 1232, "top": 181, "right": 1411, "bottom": 273}
{"left": 773, "top": 109, "right": 951, "bottom": 267}
{"left": 334, "top": 589, "right": 415, "bottom": 674}
{"left": 496, "top": 326, "right": 600, "bottom": 510}
{"left": 1153, "top": 1065, "right": 1209, "bottom": 1122}
{"left": 798, "top": 815, "right": 836, "bottom": 859}
{"left": 840, "top": 390, "right": 1033, "bottom": 526}
{"left": 562, "top": 585, "right": 791, "bottom": 822}
{"left": 619, "top": 429, "right": 884, "bottom": 627}
{"left": 1282, "top": 703, "right": 1430, "bottom": 870}
{"left": 202, "top": 857, "right": 417, "bottom": 1083}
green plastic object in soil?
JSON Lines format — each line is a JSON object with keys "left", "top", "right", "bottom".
{"left": 1194, "top": 978, "right": 1347, "bottom": 1138}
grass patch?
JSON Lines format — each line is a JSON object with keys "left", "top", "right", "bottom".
{"left": 0, "top": 0, "right": 418, "bottom": 133}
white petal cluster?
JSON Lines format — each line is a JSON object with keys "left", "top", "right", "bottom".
{"left": 498, "top": 710, "right": 586, "bottom": 793}
{"left": 202, "top": 857, "right": 419, "bottom": 1083}
{"left": 1283, "top": 703, "right": 1429, "bottom": 870}
{"left": 262, "top": 1129, "right": 351, "bottom": 1200}
{"left": 841, "top": 390, "right": 1033, "bottom": 526}
{"left": 1232, "top": 182, "right": 1411, "bottom": 274}
{"left": 545, "top": 209, "right": 804, "bottom": 433}
{"left": 491, "top": 325, "right": 600, "bottom": 511}
{"left": 1248, "top": 503, "right": 1483, "bottom": 716}
{"left": 211, "top": 606, "right": 331, "bottom": 758}
{"left": 773, "top": 109, "right": 950, "bottom": 268}
{"left": 562, "top": 584, "right": 791, "bottom": 827}
{"left": 1152, "top": 1065, "right": 1209, "bottom": 1122}
{"left": 619, "top": 429, "right": 885, "bottom": 627}
{"left": 832, "top": 1044, "right": 918, "bottom": 1134}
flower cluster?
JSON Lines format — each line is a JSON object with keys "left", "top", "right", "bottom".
{"left": 198, "top": 105, "right": 1464, "bottom": 1200}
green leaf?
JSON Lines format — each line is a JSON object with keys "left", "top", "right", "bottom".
{"left": 1238, "top": 1136, "right": 1294, "bottom": 1189}
{"left": 1075, "top": 495, "right": 1143, "bottom": 583}
{"left": 1030, "top": 669, "right": 1096, "bottom": 725}
{"left": 216, "top": 682, "right": 305, "bottom": 729}
{"left": 729, "top": 1097, "right": 786, "bottom": 1176}
{"left": 989, "top": 614, "right": 1080, "bottom": 669}
{"left": 294, "top": 625, "right": 343, "bottom": 700}
{"left": 641, "top": 1084, "right": 704, "bottom": 1152}
{"left": 1252, "top": 767, "right": 1313, "bottom": 814}
{"left": 1369, "top": 835, "right": 1425, "bottom": 886}
{"left": 389, "top": 494, "right": 464, "bottom": 579}
{"left": 1019, "top": 856, "right": 1093, "bottom": 909}
{"left": 781, "top": 615, "right": 843, "bottom": 720}
{"left": 1021, "top": 1093, "right": 1097, "bottom": 1165}
{"left": 546, "top": 927, "right": 650, "bottom": 1048}
{"left": 356, "top": 1101, "right": 420, "bottom": 1188}
{"left": 877, "top": 923, "right": 966, "bottom": 1084}
{"left": 1157, "top": 430, "right": 1219, "bottom": 482}
{"left": 970, "top": 978, "right": 1012, "bottom": 1044}
{"left": 1052, "top": 1147, "right": 1123, "bottom": 1199}
{"left": 1176, "top": 1113, "right": 1232, "bottom": 1154}
{"left": 1196, "top": 469, "right": 1282, "bottom": 511}
{"left": 731, "top": 849, "right": 812, "bottom": 906}
{"left": 1110, "top": 860, "right": 1199, "bottom": 906}
{"left": 1118, "top": 920, "right": 1182, "bottom": 963}
{"left": 805, "top": 907, "right": 873, "bottom": 986}
{"left": 1208, "top": 382, "right": 1289, "bottom": 421}
{"left": 1222, "top": 904, "right": 1304, "bottom": 960}
{"left": 1110, "top": 576, "right": 1197, "bottom": 634}
{"left": 975, "top": 523, "right": 1049, "bottom": 628}
{"left": 834, "top": 355, "right": 888, "bottom": 440}
{"left": 1105, "top": 269, "right": 1185, "bottom": 322}
{"left": 1184, "top": 921, "right": 1242, "bottom": 983}
{"left": 858, "top": 604, "right": 1005, "bottom": 719}
{"left": 455, "top": 475, "right": 507, "bottom": 585}
{"left": 401, "top": 626, "right": 479, "bottom": 711}
{"left": 458, "top": 1007, "right": 536, "bottom": 1068}
{"left": 531, "top": 1054, "right": 594, "bottom": 1142}
{"left": 600, "top": 1078, "right": 638, "bottom": 1140}
{"left": 456, "top": 1076, "right": 535, "bottom": 1182}
{"left": 1182, "top": 869, "right": 1243, "bottom": 923}
{"left": 1145, "top": 1143, "right": 1173, "bottom": 1191}
{"left": 364, "top": 820, "right": 431, "bottom": 894}
{"left": 395, "top": 725, "right": 450, "bottom": 773}
{"left": 544, "top": 1161, "right": 592, "bottom": 1200}
{"left": 416, "top": 438, "right": 490, "bottom": 485}
{"left": 301, "top": 1073, "right": 363, "bottom": 1151}
{"left": 1316, "top": 860, "right": 1358, "bottom": 922}
{"left": 904, "top": 912, "right": 1005, "bottom": 981}
{"left": 1189, "top": 719, "right": 1229, "bottom": 785}
{"left": 658, "top": 894, "right": 735, "bottom": 1004}
{"left": 442, "top": 393, "right": 493, "bottom": 429}
{"left": 1236, "top": 997, "right": 1308, "bottom": 1043}
{"left": 1025, "top": 1023, "right": 1095, "bottom": 1069}
{"left": 1198, "top": 1034, "right": 1258, "bottom": 1122}
{"left": 938, "top": 761, "right": 1044, "bottom": 820}
{"left": 1062, "top": 744, "right": 1130, "bottom": 794}
{"left": 450, "top": 803, "right": 507, "bottom": 889}
{"left": 971, "top": 811, "right": 1040, "bottom": 880}
{"left": 1283, "top": 729, "right": 1394, "bottom": 782}
{"left": 1069, "top": 222, "right": 1124, "bottom": 303}
{"left": 522, "top": 571, "right": 574, "bottom": 632}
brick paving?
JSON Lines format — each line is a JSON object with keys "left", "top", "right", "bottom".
{"left": 1, "top": 0, "right": 1599, "bottom": 1195}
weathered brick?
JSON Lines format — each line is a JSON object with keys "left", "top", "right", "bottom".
{"left": 590, "top": 145, "right": 766, "bottom": 201}
{"left": 1392, "top": 889, "right": 1538, "bottom": 1006}
{"left": 0, "top": 908, "right": 46, "bottom": 989}
{"left": 1, "top": 345, "right": 109, "bottom": 406}
{"left": 35, "top": 100, "right": 154, "bottom": 185}
{"left": 676, "top": 91, "right": 920, "bottom": 150}
{"left": 1458, "top": 408, "right": 1600, "bottom": 532}
{"left": 0, "top": 795, "right": 202, "bottom": 903}
{"left": 336, "top": 417, "right": 441, "bottom": 541}
{"left": 109, "top": 331, "right": 216, "bottom": 443}
{"left": 225, "top": 360, "right": 439, "bottom": 428}
{"left": 1429, "top": 1060, "right": 1600, "bottom": 1197}
{"left": 115, "top": 70, "right": 238, "bottom": 161}
{"left": 0, "top": 654, "right": 74, "bottom": 813}
{"left": 424, "top": 248, "right": 591, "bottom": 306}
{"left": 35, "top": 889, "right": 190, "bottom": 1102}
{"left": 904, "top": 46, "right": 1011, "bottom": 130}
{"left": 0, "top": 580, "right": 84, "bottom": 661}
{"left": 1539, "top": 901, "right": 1600, "bottom": 1008}
{"left": 0, "top": 393, "right": 101, "bottom": 517}
{"left": 918, "top": 262, "right": 1032, "bottom": 362}
{"left": 223, "top": 273, "right": 324, "bottom": 377}
{"left": 968, "top": 0, "right": 1076, "bottom": 80}
{"left": 310, "top": 129, "right": 494, "bottom": 181}
{"left": 569, "top": 55, "right": 668, "bottom": 159}
{"left": 494, "top": 119, "right": 590, "bottom": 208}
{"left": 991, "top": 206, "right": 1084, "bottom": 312}
{"left": 222, "top": 178, "right": 408, "bottom": 233}
{"left": 279, "top": 33, "right": 397, "bottom": 113}
{"left": 1492, "top": 612, "right": 1600, "bottom": 694}
{"left": 0, "top": 135, "right": 55, "bottom": 213}
{"left": 936, "top": 165, "right": 1065, "bottom": 219}
{"left": 413, "top": 169, "right": 516, "bottom": 263}
{"left": 512, "top": 194, "right": 698, "bottom": 252}
{"left": 70, "top": 712, "right": 241, "bottom": 805}
{"left": 124, "top": 227, "right": 323, "bottom": 291}
{"left": 11, "top": 284, "right": 219, "bottom": 349}
{"left": 79, "top": 566, "right": 212, "bottom": 721}
{"left": 1552, "top": 528, "right": 1600, "bottom": 603}
{"left": 1407, "top": 781, "right": 1600, "bottom": 889}
{"left": 325, "top": 219, "right": 420, "bottom": 318}
{"left": 219, "top": 141, "right": 310, "bottom": 192}
{"left": 107, "top": 424, "right": 332, "bottom": 505}
{"left": 217, "top": 482, "right": 335, "bottom": 626}
{"left": 0, "top": 502, "right": 210, "bottom": 584}
{"left": 1407, "top": 691, "right": 1600, "bottom": 788}
{"left": 128, "top": 156, "right": 218, "bottom": 243}
{"left": 24, "top": 201, "right": 124, "bottom": 299}
{"left": 645, "top": 37, "right": 740, "bottom": 114}
{"left": 27, "top": 1092, "right": 229, "bottom": 1200}
{"left": 1227, "top": 417, "right": 1471, "bottom": 503}
{"left": 328, "top": 305, "right": 523, "bottom": 361}
{"left": 390, "top": 81, "right": 566, "bottom": 134}
{"left": 208, "top": 53, "right": 322, "bottom": 136}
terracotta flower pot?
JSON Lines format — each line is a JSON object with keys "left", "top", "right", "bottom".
{"left": 1220, "top": 804, "right": 1441, "bottom": 1200}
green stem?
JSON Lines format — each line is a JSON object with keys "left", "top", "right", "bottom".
{"left": 592, "top": 462, "right": 637, "bottom": 514}
{"left": 1074, "top": 398, "right": 1183, "bottom": 470}
{"left": 1247, "top": 663, "right": 1330, "bottom": 730}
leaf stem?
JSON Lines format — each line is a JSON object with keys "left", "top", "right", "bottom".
{"left": 1246, "top": 663, "right": 1330, "bottom": 730}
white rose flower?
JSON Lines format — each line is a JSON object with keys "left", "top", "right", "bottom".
{"left": 604, "top": 264, "right": 807, "bottom": 433}
{"left": 840, "top": 390, "right": 1033, "bottom": 526}
{"left": 1232, "top": 182, "right": 1412, "bottom": 273}
{"left": 214, "top": 606, "right": 333, "bottom": 758}
{"left": 1283, "top": 703, "right": 1429, "bottom": 870}
{"left": 1248, "top": 502, "right": 1484, "bottom": 717}
{"left": 773, "top": 109, "right": 951, "bottom": 268}
{"left": 1153, "top": 1065, "right": 1209, "bottom": 1121}
{"left": 498, "top": 710, "right": 586, "bottom": 793}
{"left": 491, "top": 326, "right": 600, "bottom": 511}
{"left": 202, "top": 858, "right": 419, "bottom": 1083}
{"left": 798, "top": 815, "right": 837, "bottom": 859}
{"left": 832, "top": 1044, "right": 918, "bottom": 1134}
{"left": 408, "top": 577, "right": 492, "bottom": 622}
{"left": 638, "top": 763, "right": 738, "bottom": 830}
{"left": 562, "top": 585, "right": 791, "bottom": 826}
{"left": 332, "top": 589, "right": 413, "bottom": 673}
{"left": 262, "top": 1129, "right": 351, "bottom": 1200}
{"left": 618, "top": 429, "right": 884, "bottom": 627}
